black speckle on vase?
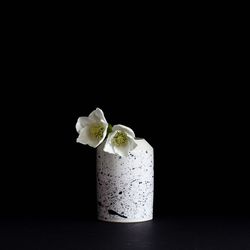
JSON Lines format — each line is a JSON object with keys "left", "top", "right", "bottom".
{"left": 108, "top": 209, "right": 127, "bottom": 218}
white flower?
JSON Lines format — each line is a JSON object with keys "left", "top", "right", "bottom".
{"left": 76, "top": 108, "right": 108, "bottom": 148}
{"left": 103, "top": 124, "right": 137, "bottom": 157}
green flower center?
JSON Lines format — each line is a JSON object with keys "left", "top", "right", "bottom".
{"left": 89, "top": 123, "right": 105, "bottom": 139}
{"left": 112, "top": 131, "right": 128, "bottom": 146}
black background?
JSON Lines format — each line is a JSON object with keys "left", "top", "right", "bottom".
{"left": 0, "top": 8, "right": 248, "bottom": 249}
{"left": 2, "top": 36, "right": 246, "bottom": 217}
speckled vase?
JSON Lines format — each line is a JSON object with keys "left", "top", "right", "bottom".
{"left": 96, "top": 138, "right": 154, "bottom": 223}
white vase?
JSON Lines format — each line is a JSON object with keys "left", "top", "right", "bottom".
{"left": 96, "top": 138, "right": 154, "bottom": 223}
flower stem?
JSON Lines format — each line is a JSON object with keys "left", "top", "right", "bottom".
{"left": 107, "top": 124, "right": 113, "bottom": 134}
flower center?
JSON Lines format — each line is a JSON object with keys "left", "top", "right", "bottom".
{"left": 112, "top": 131, "right": 128, "bottom": 146}
{"left": 89, "top": 123, "right": 105, "bottom": 139}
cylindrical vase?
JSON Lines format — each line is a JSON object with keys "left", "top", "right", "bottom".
{"left": 96, "top": 138, "right": 154, "bottom": 223}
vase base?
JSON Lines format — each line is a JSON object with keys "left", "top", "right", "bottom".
{"left": 97, "top": 217, "right": 153, "bottom": 223}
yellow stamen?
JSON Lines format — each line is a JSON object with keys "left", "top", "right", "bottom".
{"left": 89, "top": 123, "right": 105, "bottom": 139}
{"left": 112, "top": 131, "right": 128, "bottom": 146}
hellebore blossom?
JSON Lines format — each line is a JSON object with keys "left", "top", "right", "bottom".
{"left": 103, "top": 125, "right": 137, "bottom": 157}
{"left": 76, "top": 108, "right": 137, "bottom": 156}
{"left": 76, "top": 108, "right": 108, "bottom": 148}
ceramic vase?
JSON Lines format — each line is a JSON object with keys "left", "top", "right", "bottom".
{"left": 96, "top": 138, "right": 154, "bottom": 223}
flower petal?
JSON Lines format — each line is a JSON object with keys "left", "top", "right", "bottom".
{"left": 127, "top": 136, "right": 138, "bottom": 152}
{"left": 76, "top": 127, "right": 100, "bottom": 148}
{"left": 112, "top": 124, "right": 135, "bottom": 138}
{"left": 113, "top": 143, "right": 131, "bottom": 157}
{"left": 103, "top": 133, "right": 115, "bottom": 154}
{"left": 89, "top": 108, "right": 107, "bottom": 124}
{"left": 76, "top": 117, "right": 92, "bottom": 134}
{"left": 99, "top": 122, "right": 108, "bottom": 144}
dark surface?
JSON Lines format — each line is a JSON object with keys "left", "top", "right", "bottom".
{"left": 1, "top": 216, "right": 250, "bottom": 250}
